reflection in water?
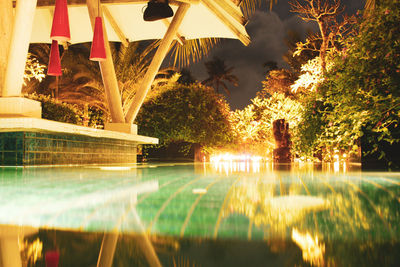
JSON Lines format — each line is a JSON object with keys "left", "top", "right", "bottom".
{"left": 20, "top": 238, "right": 43, "bottom": 266}
{"left": 0, "top": 164, "right": 399, "bottom": 266}
{"left": 223, "top": 177, "right": 329, "bottom": 236}
{"left": 292, "top": 228, "right": 325, "bottom": 267}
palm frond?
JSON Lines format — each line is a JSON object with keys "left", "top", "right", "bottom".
{"left": 240, "top": 0, "right": 277, "bottom": 17}
{"left": 168, "top": 38, "right": 220, "bottom": 67}
{"left": 364, "top": 0, "right": 375, "bottom": 11}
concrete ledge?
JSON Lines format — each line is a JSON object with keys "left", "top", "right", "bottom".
{"left": 105, "top": 123, "right": 138, "bottom": 134}
{"left": 0, "top": 117, "right": 158, "bottom": 145}
{"left": 0, "top": 97, "right": 41, "bottom": 118}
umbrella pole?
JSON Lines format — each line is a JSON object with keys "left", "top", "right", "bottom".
{"left": 125, "top": 2, "right": 190, "bottom": 124}
{"left": 86, "top": 0, "right": 125, "bottom": 123}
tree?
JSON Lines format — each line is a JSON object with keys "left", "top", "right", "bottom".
{"left": 283, "top": 29, "right": 319, "bottom": 75}
{"left": 299, "top": 0, "right": 400, "bottom": 166}
{"left": 24, "top": 53, "right": 46, "bottom": 86}
{"left": 202, "top": 57, "right": 239, "bottom": 96}
{"left": 177, "top": 68, "right": 197, "bottom": 85}
{"left": 289, "top": 0, "right": 355, "bottom": 72}
{"left": 25, "top": 42, "right": 173, "bottom": 121}
{"left": 258, "top": 68, "right": 297, "bottom": 98}
{"left": 136, "top": 82, "right": 233, "bottom": 150}
{"left": 230, "top": 92, "right": 303, "bottom": 158}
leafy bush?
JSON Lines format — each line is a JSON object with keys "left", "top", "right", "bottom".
{"left": 230, "top": 93, "right": 303, "bottom": 158}
{"left": 26, "top": 93, "right": 83, "bottom": 124}
{"left": 298, "top": 0, "right": 400, "bottom": 165}
{"left": 136, "top": 83, "right": 233, "bottom": 151}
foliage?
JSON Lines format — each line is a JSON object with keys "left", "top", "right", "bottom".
{"left": 294, "top": 92, "right": 325, "bottom": 159}
{"left": 289, "top": 0, "right": 356, "bottom": 72}
{"left": 230, "top": 93, "right": 303, "bottom": 157}
{"left": 24, "top": 53, "right": 46, "bottom": 86}
{"left": 136, "top": 82, "right": 233, "bottom": 150}
{"left": 283, "top": 29, "right": 319, "bottom": 75}
{"left": 259, "top": 68, "right": 297, "bottom": 98}
{"left": 298, "top": 0, "right": 400, "bottom": 165}
{"left": 169, "top": 38, "right": 220, "bottom": 67}
{"left": 290, "top": 56, "right": 334, "bottom": 93}
{"left": 26, "top": 93, "right": 83, "bottom": 125}
{"left": 25, "top": 93, "right": 104, "bottom": 128}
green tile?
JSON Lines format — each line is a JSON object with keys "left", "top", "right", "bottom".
{"left": 3, "top": 152, "right": 16, "bottom": 165}
{"left": 4, "top": 138, "right": 16, "bottom": 151}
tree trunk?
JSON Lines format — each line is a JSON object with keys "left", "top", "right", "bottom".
{"left": 317, "top": 20, "right": 328, "bottom": 72}
{"left": 273, "top": 119, "right": 292, "bottom": 163}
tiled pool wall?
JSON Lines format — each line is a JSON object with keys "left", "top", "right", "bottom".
{"left": 0, "top": 131, "right": 137, "bottom": 165}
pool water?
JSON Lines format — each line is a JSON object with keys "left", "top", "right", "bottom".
{"left": 1, "top": 163, "right": 400, "bottom": 266}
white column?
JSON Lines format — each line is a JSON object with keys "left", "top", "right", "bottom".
{"left": 0, "top": 0, "right": 13, "bottom": 96}
{"left": 0, "top": 237, "right": 23, "bottom": 267}
{"left": 125, "top": 3, "right": 190, "bottom": 124}
{"left": 3, "top": 0, "right": 38, "bottom": 97}
{"left": 86, "top": 0, "right": 125, "bottom": 123}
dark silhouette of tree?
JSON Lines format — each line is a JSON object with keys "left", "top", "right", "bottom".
{"left": 177, "top": 68, "right": 197, "bottom": 85}
{"left": 263, "top": 60, "right": 278, "bottom": 74}
{"left": 202, "top": 57, "right": 239, "bottom": 96}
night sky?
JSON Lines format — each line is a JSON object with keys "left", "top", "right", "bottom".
{"left": 188, "top": 0, "right": 365, "bottom": 110}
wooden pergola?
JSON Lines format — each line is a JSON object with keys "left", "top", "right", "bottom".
{"left": 0, "top": 0, "right": 250, "bottom": 133}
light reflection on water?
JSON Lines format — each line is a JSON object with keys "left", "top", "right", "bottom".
{"left": 0, "top": 163, "right": 399, "bottom": 266}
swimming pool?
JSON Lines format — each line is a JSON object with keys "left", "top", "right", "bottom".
{"left": 0, "top": 163, "right": 399, "bottom": 266}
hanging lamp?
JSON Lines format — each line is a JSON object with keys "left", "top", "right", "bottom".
{"left": 50, "top": 0, "right": 71, "bottom": 42}
{"left": 143, "top": 0, "right": 174, "bottom": 21}
{"left": 90, "top": 0, "right": 106, "bottom": 61}
{"left": 47, "top": 40, "right": 62, "bottom": 76}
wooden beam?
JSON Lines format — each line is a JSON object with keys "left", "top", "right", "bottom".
{"left": 87, "top": 0, "right": 125, "bottom": 123}
{"left": 102, "top": 6, "right": 129, "bottom": 47}
{"left": 201, "top": 0, "right": 250, "bottom": 46}
{"left": 35, "top": 0, "right": 198, "bottom": 7}
{"left": 97, "top": 231, "right": 119, "bottom": 267}
{"left": 162, "top": 19, "right": 185, "bottom": 46}
{"left": 125, "top": 3, "right": 190, "bottom": 124}
{"left": 214, "top": 0, "right": 247, "bottom": 26}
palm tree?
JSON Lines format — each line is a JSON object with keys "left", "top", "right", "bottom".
{"left": 202, "top": 56, "right": 239, "bottom": 96}
{"left": 25, "top": 41, "right": 174, "bottom": 120}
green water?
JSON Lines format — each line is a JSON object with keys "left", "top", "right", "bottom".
{"left": 1, "top": 163, "right": 400, "bottom": 266}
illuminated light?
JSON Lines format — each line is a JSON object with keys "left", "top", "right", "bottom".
{"left": 192, "top": 188, "right": 207, "bottom": 194}
{"left": 333, "top": 154, "right": 339, "bottom": 160}
{"left": 223, "top": 162, "right": 229, "bottom": 175}
{"left": 252, "top": 162, "right": 260, "bottom": 173}
{"left": 99, "top": 166, "right": 131, "bottom": 171}
{"left": 342, "top": 153, "right": 347, "bottom": 158}
{"left": 292, "top": 228, "right": 325, "bottom": 267}
{"left": 333, "top": 161, "right": 340, "bottom": 172}
{"left": 240, "top": 162, "right": 245, "bottom": 172}
{"left": 21, "top": 238, "right": 43, "bottom": 265}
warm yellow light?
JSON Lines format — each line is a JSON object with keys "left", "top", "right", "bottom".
{"left": 292, "top": 228, "right": 325, "bottom": 266}
{"left": 99, "top": 166, "right": 132, "bottom": 171}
